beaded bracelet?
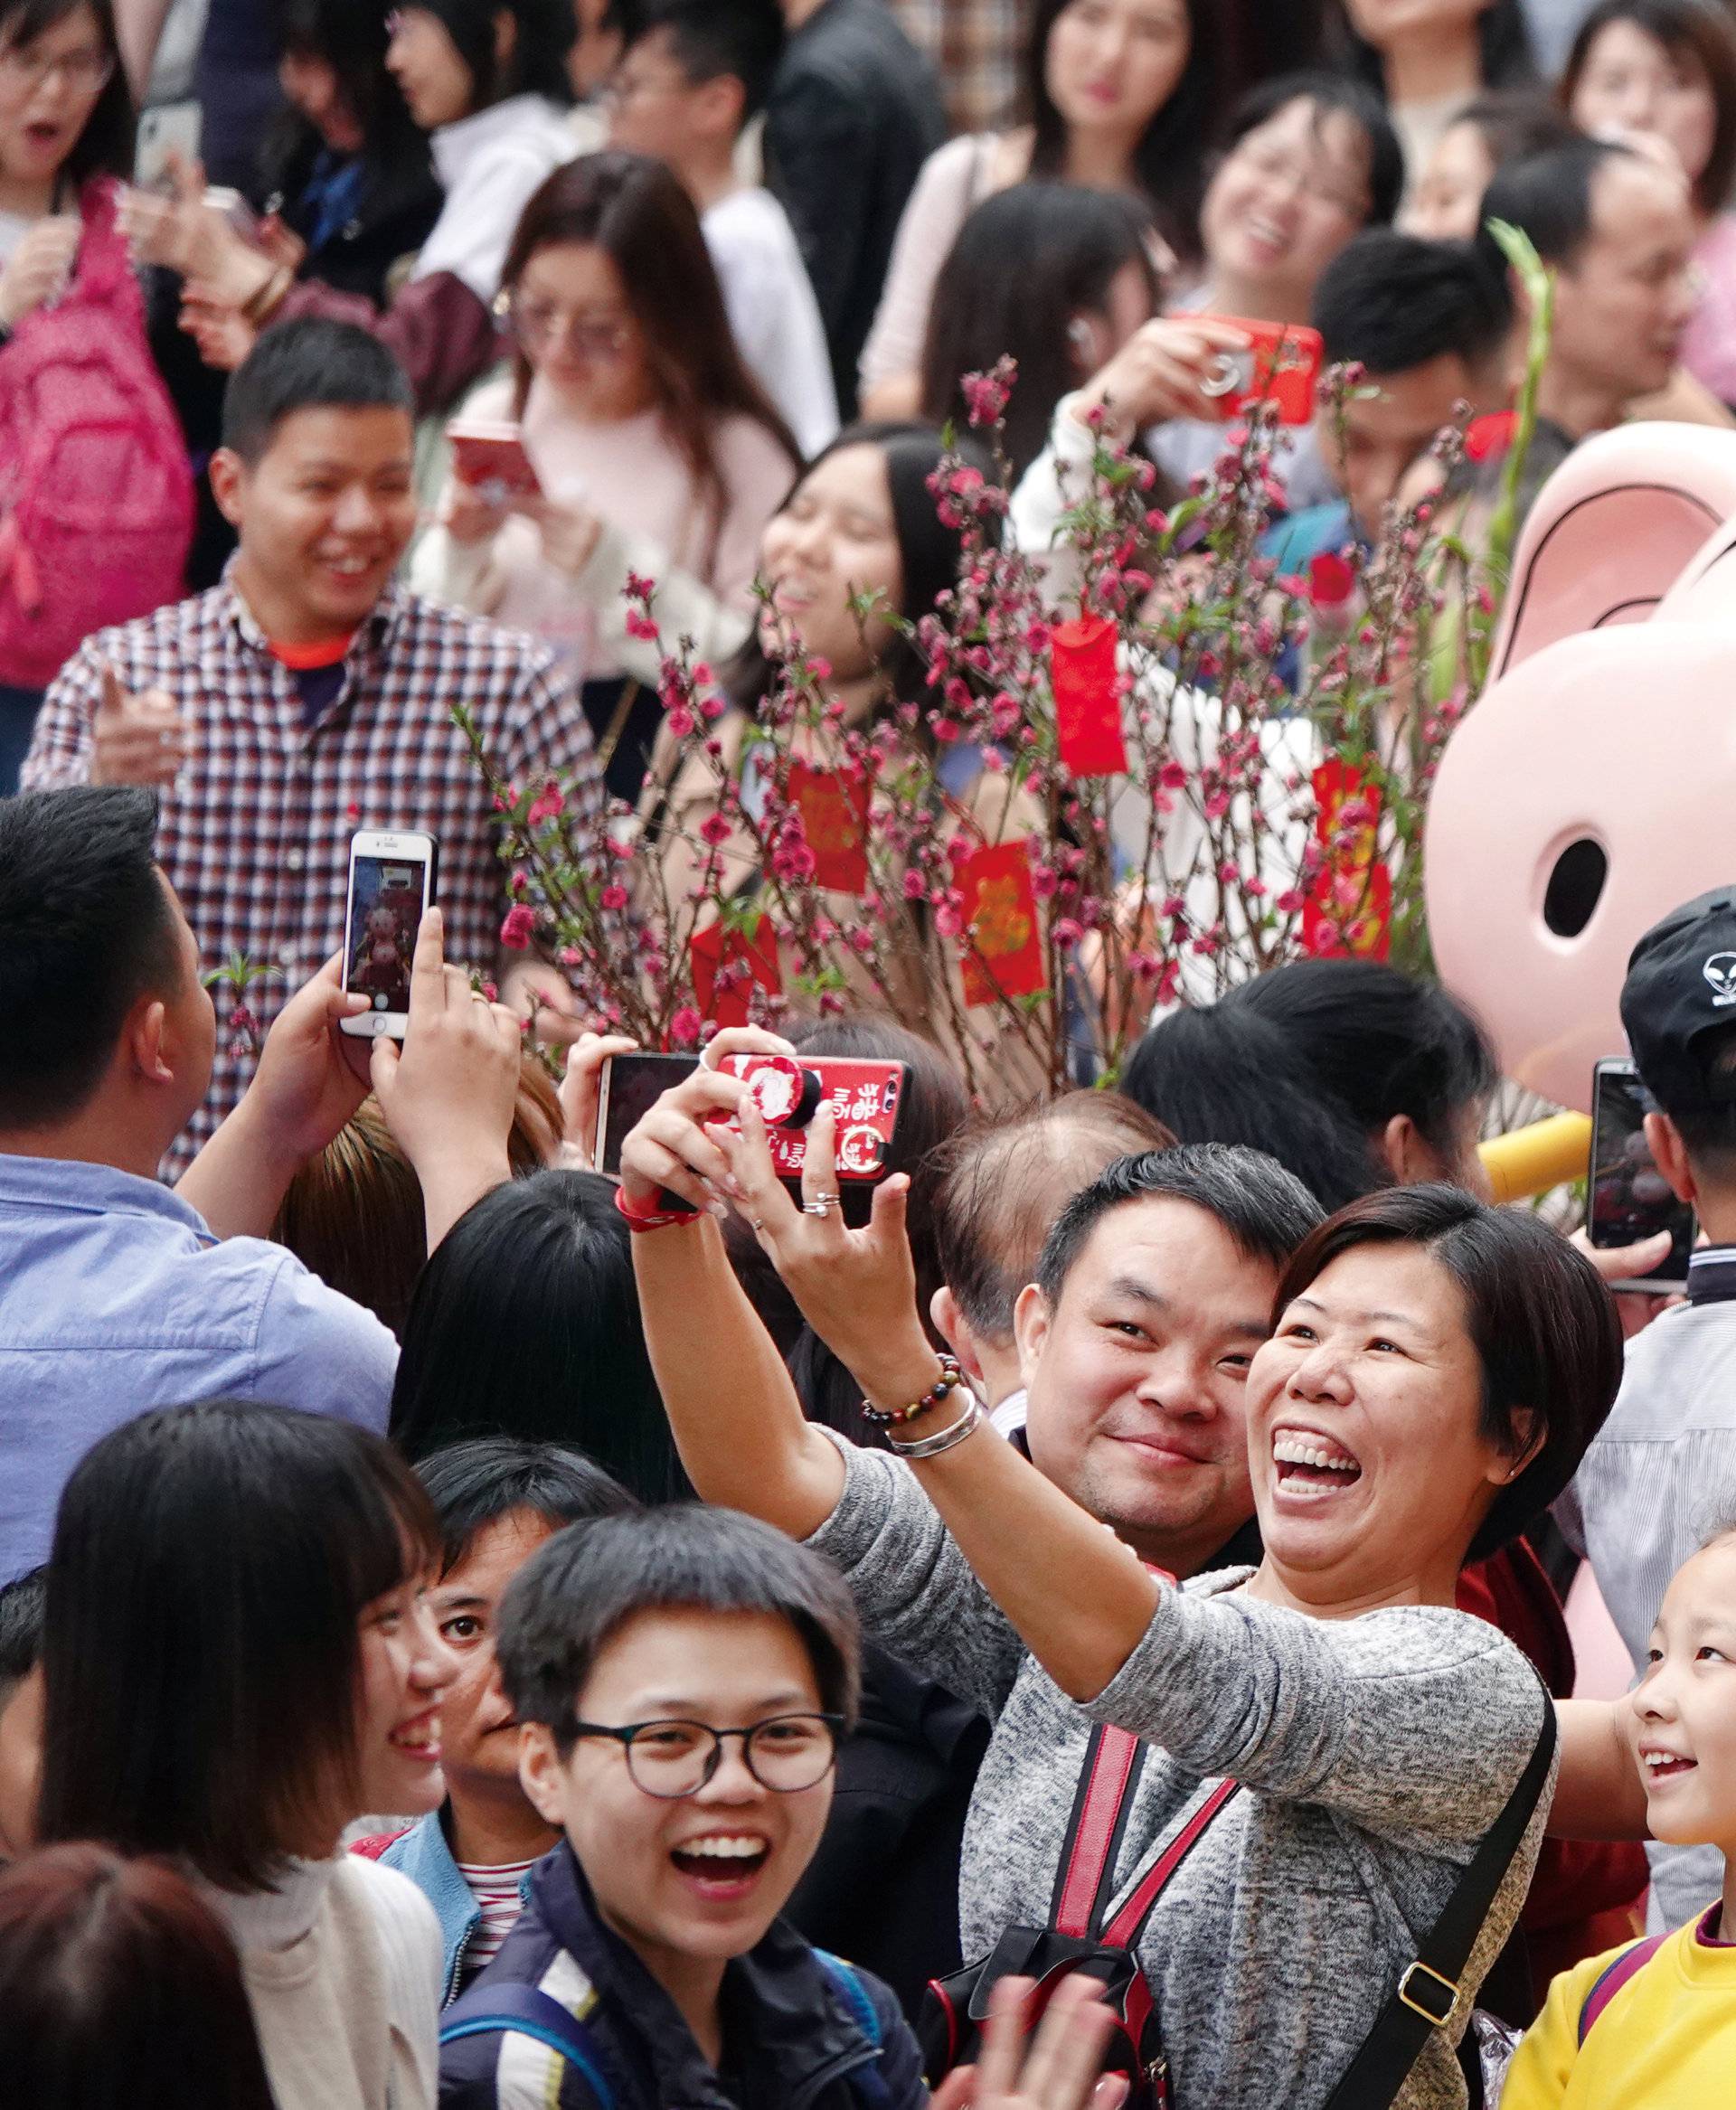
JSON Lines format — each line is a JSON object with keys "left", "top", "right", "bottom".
{"left": 859, "top": 1353, "right": 964, "bottom": 1428}
{"left": 612, "top": 1182, "right": 703, "bottom": 1235}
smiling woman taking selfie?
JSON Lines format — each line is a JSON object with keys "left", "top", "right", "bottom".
{"left": 619, "top": 1058, "right": 1627, "bottom": 2110}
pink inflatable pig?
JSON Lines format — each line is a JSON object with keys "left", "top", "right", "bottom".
{"left": 1425, "top": 422, "right": 1736, "bottom": 1112}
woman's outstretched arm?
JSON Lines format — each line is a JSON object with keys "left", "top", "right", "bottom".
{"left": 620, "top": 1044, "right": 846, "bottom": 1540}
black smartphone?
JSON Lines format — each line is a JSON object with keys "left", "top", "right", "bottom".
{"left": 594, "top": 1051, "right": 702, "bottom": 1174}
{"left": 1587, "top": 1057, "right": 1694, "bottom": 1292}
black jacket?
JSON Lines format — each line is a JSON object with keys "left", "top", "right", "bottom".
{"left": 763, "top": 0, "right": 945, "bottom": 417}
{"left": 787, "top": 1642, "right": 988, "bottom": 2020}
{"left": 257, "top": 133, "right": 444, "bottom": 308}
{"left": 439, "top": 1839, "right": 926, "bottom": 2110}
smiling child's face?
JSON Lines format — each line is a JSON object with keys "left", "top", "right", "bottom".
{"left": 1630, "top": 1535, "right": 1736, "bottom": 1852}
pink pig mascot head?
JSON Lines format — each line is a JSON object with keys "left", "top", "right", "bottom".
{"left": 1424, "top": 422, "right": 1736, "bottom": 1112}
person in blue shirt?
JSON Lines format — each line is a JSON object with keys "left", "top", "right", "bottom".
{"left": 1266, "top": 226, "right": 1514, "bottom": 575}
{"left": 0, "top": 784, "right": 519, "bottom": 1582}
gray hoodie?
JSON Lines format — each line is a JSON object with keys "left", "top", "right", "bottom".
{"left": 807, "top": 1437, "right": 1554, "bottom": 2110}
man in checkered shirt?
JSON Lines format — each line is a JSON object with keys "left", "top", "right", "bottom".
{"left": 23, "top": 319, "right": 604, "bottom": 1173}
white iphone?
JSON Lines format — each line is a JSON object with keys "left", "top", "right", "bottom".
{"left": 339, "top": 829, "right": 438, "bottom": 1040}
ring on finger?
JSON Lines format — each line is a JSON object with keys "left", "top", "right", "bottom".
{"left": 802, "top": 1192, "right": 842, "bottom": 1216}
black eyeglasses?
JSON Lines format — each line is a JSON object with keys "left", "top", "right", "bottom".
{"left": 565, "top": 1713, "right": 844, "bottom": 1798}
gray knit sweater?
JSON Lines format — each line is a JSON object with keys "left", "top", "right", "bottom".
{"left": 807, "top": 1438, "right": 1555, "bottom": 2110}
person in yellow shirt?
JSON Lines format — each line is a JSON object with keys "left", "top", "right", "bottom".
{"left": 1502, "top": 1520, "right": 1736, "bottom": 2106}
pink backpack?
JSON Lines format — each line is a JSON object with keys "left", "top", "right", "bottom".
{"left": 0, "top": 181, "right": 193, "bottom": 688}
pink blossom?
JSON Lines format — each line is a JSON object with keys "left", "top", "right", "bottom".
{"left": 935, "top": 904, "right": 964, "bottom": 939}
{"left": 1052, "top": 918, "right": 1083, "bottom": 947}
{"left": 526, "top": 781, "right": 565, "bottom": 826}
{"left": 665, "top": 705, "right": 695, "bottom": 739}
{"left": 669, "top": 1006, "right": 703, "bottom": 1047}
{"left": 961, "top": 367, "right": 1011, "bottom": 426}
{"left": 1159, "top": 760, "right": 1188, "bottom": 789}
{"left": 500, "top": 904, "right": 536, "bottom": 951}
{"left": 699, "top": 814, "right": 731, "bottom": 846}
{"left": 625, "top": 609, "right": 660, "bottom": 642}
{"left": 625, "top": 570, "right": 656, "bottom": 601}
{"left": 902, "top": 870, "right": 926, "bottom": 900}
{"left": 699, "top": 692, "right": 727, "bottom": 721}
{"left": 600, "top": 883, "right": 628, "bottom": 911}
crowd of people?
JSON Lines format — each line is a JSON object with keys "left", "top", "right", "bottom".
{"left": 8, "top": 0, "right": 1736, "bottom": 2106}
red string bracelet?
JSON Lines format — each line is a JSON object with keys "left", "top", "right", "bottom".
{"left": 613, "top": 1183, "right": 703, "bottom": 1234}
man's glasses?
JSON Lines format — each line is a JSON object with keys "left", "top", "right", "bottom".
{"left": 501, "top": 291, "right": 632, "bottom": 364}
{"left": 565, "top": 1713, "right": 844, "bottom": 1798}
{"left": 0, "top": 45, "right": 114, "bottom": 95}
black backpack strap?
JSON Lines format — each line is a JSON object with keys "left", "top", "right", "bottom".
{"left": 1320, "top": 1683, "right": 1558, "bottom": 2110}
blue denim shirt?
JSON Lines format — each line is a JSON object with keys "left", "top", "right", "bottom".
{"left": 0, "top": 1153, "right": 397, "bottom": 1580}
{"left": 379, "top": 1807, "right": 536, "bottom": 2005}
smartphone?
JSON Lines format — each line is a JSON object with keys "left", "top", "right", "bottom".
{"left": 448, "top": 420, "right": 543, "bottom": 505}
{"left": 594, "top": 1051, "right": 703, "bottom": 1174}
{"left": 339, "top": 830, "right": 439, "bottom": 1041}
{"left": 203, "top": 185, "right": 260, "bottom": 240}
{"left": 1587, "top": 1057, "right": 1694, "bottom": 1292}
{"left": 713, "top": 1054, "right": 910, "bottom": 1182}
{"left": 1194, "top": 316, "right": 1324, "bottom": 427}
{"left": 134, "top": 99, "right": 202, "bottom": 190}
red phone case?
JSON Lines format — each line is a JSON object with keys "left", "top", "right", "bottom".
{"left": 715, "top": 1054, "right": 908, "bottom": 1182}
{"left": 1194, "top": 316, "right": 1323, "bottom": 427}
{"left": 448, "top": 421, "right": 543, "bottom": 500}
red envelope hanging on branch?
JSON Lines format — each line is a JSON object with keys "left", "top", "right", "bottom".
{"left": 691, "top": 911, "right": 782, "bottom": 1028}
{"left": 1050, "top": 614, "right": 1129, "bottom": 777}
{"left": 955, "top": 840, "right": 1048, "bottom": 1007}
{"left": 1303, "top": 758, "right": 1392, "bottom": 960}
{"left": 785, "top": 760, "right": 872, "bottom": 894}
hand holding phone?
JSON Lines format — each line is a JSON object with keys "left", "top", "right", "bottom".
{"left": 340, "top": 830, "right": 439, "bottom": 1041}
{"left": 448, "top": 420, "right": 543, "bottom": 507}
{"left": 1587, "top": 1057, "right": 1695, "bottom": 1292}
{"left": 1193, "top": 315, "right": 1323, "bottom": 426}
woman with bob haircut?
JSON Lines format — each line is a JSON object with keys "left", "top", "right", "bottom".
{"left": 622, "top": 1055, "right": 1633, "bottom": 2107}
{"left": 38, "top": 1399, "right": 459, "bottom": 2110}
{"left": 859, "top": 0, "right": 1223, "bottom": 415}
{"left": 0, "top": 1842, "right": 275, "bottom": 2110}
{"left": 414, "top": 150, "right": 798, "bottom": 803}
{"left": 1561, "top": 0, "right": 1736, "bottom": 405}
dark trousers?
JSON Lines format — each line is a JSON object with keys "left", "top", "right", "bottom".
{"left": 0, "top": 685, "right": 44, "bottom": 796}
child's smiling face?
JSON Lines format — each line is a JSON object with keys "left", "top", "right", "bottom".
{"left": 1630, "top": 1534, "right": 1736, "bottom": 1849}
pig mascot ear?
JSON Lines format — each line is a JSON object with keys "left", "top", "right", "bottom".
{"left": 1489, "top": 423, "right": 1736, "bottom": 679}
{"left": 1428, "top": 425, "right": 1736, "bottom": 1112}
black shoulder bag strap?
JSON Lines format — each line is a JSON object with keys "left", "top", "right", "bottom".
{"left": 1320, "top": 1683, "right": 1557, "bottom": 2110}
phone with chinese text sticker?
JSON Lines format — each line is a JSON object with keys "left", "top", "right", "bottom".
{"left": 713, "top": 1055, "right": 910, "bottom": 1182}
{"left": 1587, "top": 1057, "right": 1694, "bottom": 1291}
{"left": 339, "top": 830, "right": 437, "bottom": 1041}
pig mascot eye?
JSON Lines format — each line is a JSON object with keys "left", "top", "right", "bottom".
{"left": 1425, "top": 425, "right": 1736, "bottom": 1111}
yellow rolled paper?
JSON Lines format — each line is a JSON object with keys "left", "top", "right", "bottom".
{"left": 1478, "top": 1112, "right": 1594, "bottom": 1204}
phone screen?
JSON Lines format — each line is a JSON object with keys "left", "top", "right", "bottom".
{"left": 1589, "top": 1060, "right": 1695, "bottom": 1281}
{"left": 598, "top": 1052, "right": 702, "bottom": 1173}
{"left": 345, "top": 852, "right": 431, "bottom": 1020}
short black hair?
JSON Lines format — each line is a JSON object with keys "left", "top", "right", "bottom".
{"left": 417, "top": 1436, "right": 638, "bottom": 1577}
{"left": 1218, "top": 69, "right": 1405, "bottom": 230}
{"left": 497, "top": 1506, "right": 861, "bottom": 1750}
{"left": 1476, "top": 136, "right": 1637, "bottom": 272}
{"left": 0, "top": 0, "right": 134, "bottom": 183}
{"left": 0, "top": 1568, "right": 45, "bottom": 1705}
{"left": 391, "top": 1170, "right": 688, "bottom": 1502}
{"left": 1272, "top": 1185, "right": 1622, "bottom": 1562}
{"left": 402, "top": 0, "right": 575, "bottom": 108}
{"left": 1123, "top": 1007, "right": 1382, "bottom": 1211}
{"left": 1655, "top": 1025, "right": 1736, "bottom": 1173}
{"left": 39, "top": 1400, "right": 440, "bottom": 1893}
{"left": 221, "top": 319, "right": 415, "bottom": 465}
{"left": 1035, "top": 1143, "right": 1323, "bottom": 1307}
{"left": 0, "top": 789, "right": 183, "bottom": 1130}
{"left": 934, "top": 1093, "right": 1175, "bottom": 1342}
{"left": 628, "top": 0, "right": 784, "bottom": 121}
{"left": 1313, "top": 230, "right": 1514, "bottom": 375}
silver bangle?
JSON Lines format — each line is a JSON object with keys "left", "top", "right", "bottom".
{"left": 885, "top": 1398, "right": 983, "bottom": 1459}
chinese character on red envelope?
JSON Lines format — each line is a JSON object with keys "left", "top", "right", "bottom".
{"left": 691, "top": 912, "right": 782, "bottom": 1027}
{"left": 956, "top": 841, "right": 1048, "bottom": 1007}
{"left": 1303, "top": 759, "right": 1392, "bottom": 960}
{"left": 785, "top": 760, "right": 871, "bottom": 893}
{"left": 1050, "top": 615, "right": 1129, "bottom": 777}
